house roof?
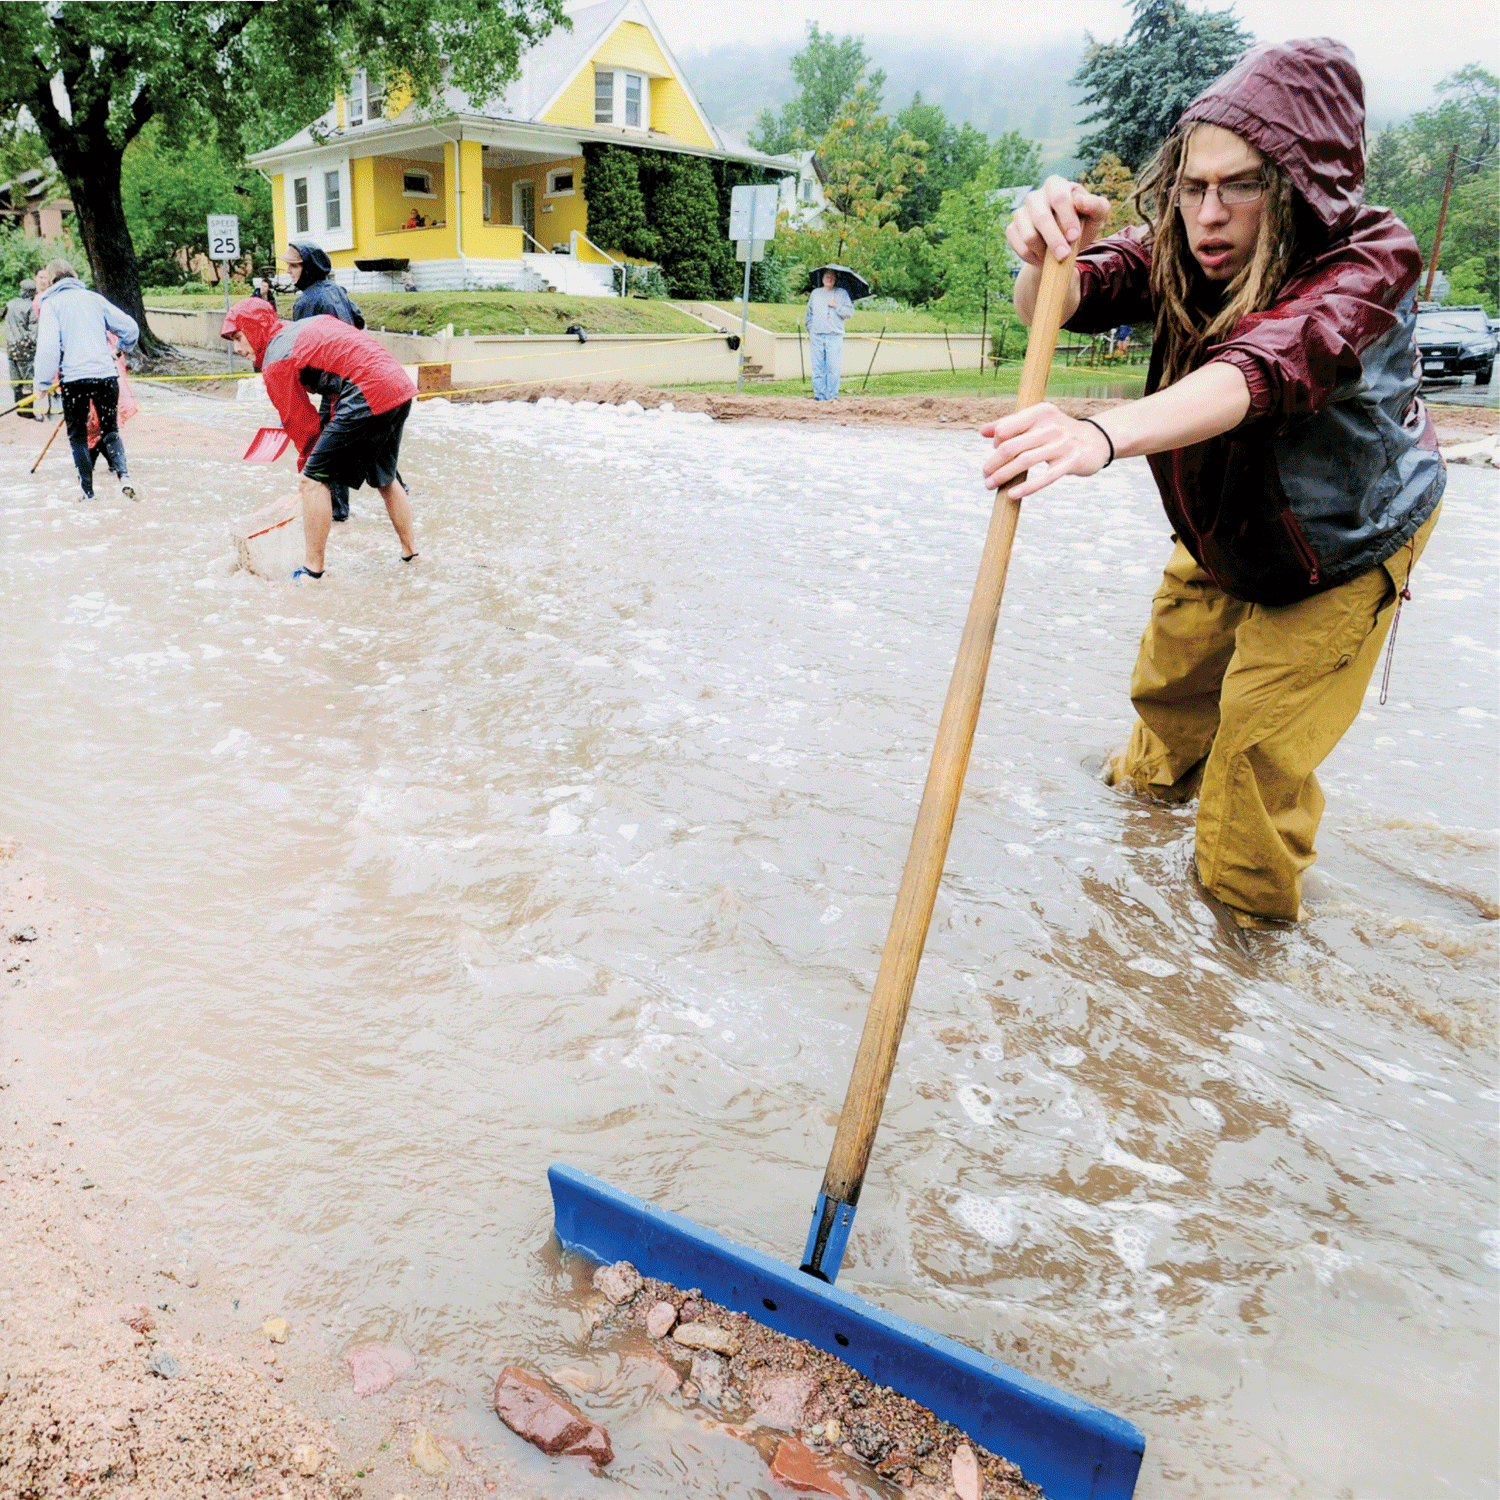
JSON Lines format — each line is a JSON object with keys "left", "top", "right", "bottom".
{"left": 249, "top": 0, "right": 789, "bottom": 172}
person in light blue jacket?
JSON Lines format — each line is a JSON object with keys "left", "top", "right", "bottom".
{"left": 33, "top": 259, "right": 140, "bottom": 501}
{"left": 805, "top": 268, "right": 854, "bottom": 400}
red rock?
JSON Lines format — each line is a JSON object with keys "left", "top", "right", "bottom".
{"left": 344, "top": 1344, "right": 414, "bottom": 1398}
{"left": 770, "top": 1437, "right": 851, "bottom": 1497}
{"left": 492, "top": 1365, "right": 613, "bottom": 1467}
{"left": 750, "top": 1370, "right": 818, "bottom": 1431}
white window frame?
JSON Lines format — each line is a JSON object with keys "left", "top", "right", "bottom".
{"left": 401, "top": 168, "right": 435, "bottom": 199}
{"left": 348, "top": 72, "right": 365, "bottom": 128}
{"left": 593, "top": 68, "right": 650, "bottom": 131}
{"left": 545, "top": 166, "right": 576, "bottom": 198}
{"left": 292, "top": 176, "right": 309, "bottom": 233}
{"left": 483, "top": 180, "right": 493, "bottom": 220}
{"left": 324, "top": 169, "right": 342, "bottom": 229}
{"left": 282, "top": 158, "right": 353, "bottom": 253}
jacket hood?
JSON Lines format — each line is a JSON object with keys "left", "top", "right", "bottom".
{"left": 288, "top": 240, "right": 333, "bottom": 290}
{"left": 39, "top": 276, "right": 84, "bottom": 301}
{"left": 221, "top": 297, "right": 285, "bottom": 370}
{"left": 1176, "top": 38, "right": 1365, "bottom": 231}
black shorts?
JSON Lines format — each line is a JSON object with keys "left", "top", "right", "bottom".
{"left": 303, "top": 397, "right": 410, "bottom": 490}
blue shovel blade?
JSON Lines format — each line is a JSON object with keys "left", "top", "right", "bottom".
{"left": 549, "top": 1163, "right": 1144, "bottom": 1500}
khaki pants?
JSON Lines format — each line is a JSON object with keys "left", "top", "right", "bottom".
{"left": 1109, "top": 504, "right": 1441, "bottom": 922}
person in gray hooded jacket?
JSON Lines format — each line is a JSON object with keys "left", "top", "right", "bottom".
{"left": 5, "top": 277, "right": 39, "bottom": 414}
{"left": 33, "top": 258, "right": 140, "bottom": 499}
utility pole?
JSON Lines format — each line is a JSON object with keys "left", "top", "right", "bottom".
{"left": 1422, "top": 144, "right": 1458, "bottom": 302}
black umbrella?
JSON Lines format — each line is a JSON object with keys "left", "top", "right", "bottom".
{"left": 805, "top": 263, "right": 870, "bottom": 299}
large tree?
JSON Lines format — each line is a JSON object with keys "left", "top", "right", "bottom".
{"left": 1071, "top": 0, "right": 1252, "bottom": 172}
{"left": 749, "top": 23, "right": 885, "bottom": 156}
{"left": 1367, "top": 64, "right": 1498, "bottom": 307}
{"left": 892, "top": 95, "right": 991, "bottom": 232}
{"left": 0, "top": 0, "right": 564, "bottom": 351}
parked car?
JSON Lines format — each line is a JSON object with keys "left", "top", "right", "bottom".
{"left": 1415, "top": 303, "right": 1496, "bottom": 385}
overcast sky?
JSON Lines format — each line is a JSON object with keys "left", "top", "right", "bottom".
{"left": 649, "top": 0, "right": 1499, "bottom": 120}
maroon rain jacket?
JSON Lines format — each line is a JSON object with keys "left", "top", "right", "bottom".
{"left": 1068, "top": 38, "right": 1445, "bottom": 605}
{"left": 222, "top": 297, "right": 416, "bottom": 471}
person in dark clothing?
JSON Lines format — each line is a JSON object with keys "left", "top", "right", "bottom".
{"left": 983, "top": 38, "right": 1444, "bottom": 927}
{"left": 252, "top": 277, "right": 278, "bottom": 314}
{"left": 222, "top": 297, "right": 417, "bottom": 579}
{"left": 283, "top": 240, "right": 365, "bottom": 522}
{"left": 6, "top": 277, "right": 39, "bottom": 413}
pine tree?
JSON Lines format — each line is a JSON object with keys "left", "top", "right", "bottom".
{"left": 1072, "top": 0, "right": 1252, "bottom": 172}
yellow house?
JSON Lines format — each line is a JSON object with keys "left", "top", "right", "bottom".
{"left": 248, "top": 0, "right": 789, "bottom": 295}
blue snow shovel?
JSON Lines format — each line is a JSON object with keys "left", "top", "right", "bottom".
{"left": 551, "top": 247, "right": 1145, "bottom": 1500}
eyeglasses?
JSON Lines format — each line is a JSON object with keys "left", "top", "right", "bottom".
{"left": 1177, "top": 178, "right": 1267, "bottom": 208}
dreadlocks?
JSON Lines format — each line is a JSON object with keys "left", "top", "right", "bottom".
{"left": 1133, "top": 125, "right": 1300, "bottom": 387}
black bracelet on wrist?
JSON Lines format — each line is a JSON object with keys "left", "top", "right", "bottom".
{"left": 1078, "top": 416, "right": 1115, "bottom": 468}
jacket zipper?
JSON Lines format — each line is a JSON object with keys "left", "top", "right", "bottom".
{"left": 1279, "top": 508, "right": 1321, "bottom": 587}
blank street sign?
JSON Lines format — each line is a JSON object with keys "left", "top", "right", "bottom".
{"left": 728, "top": 184, "right": 777, "bottom": 243}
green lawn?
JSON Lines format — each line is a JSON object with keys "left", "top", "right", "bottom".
{"left": 668, "top": 364, "right": 1149, "bottom": 400}
{"left": 143, "top": 289, "right": 709, "bottom": 337}
{"left": 702, "top": 300, "right": 1003, "bottom": 335}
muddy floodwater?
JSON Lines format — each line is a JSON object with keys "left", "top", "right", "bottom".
{"left": 2, "top": 387, "right": 1496, "bottom": 1498}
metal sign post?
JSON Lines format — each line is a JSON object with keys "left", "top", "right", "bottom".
{"left": 208, "top": 214, "right": 241, "bottom": 371}
{"left": 728, "top": 184, "right": 777, "bottom": 395}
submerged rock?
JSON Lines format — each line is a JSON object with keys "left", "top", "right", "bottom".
{"left": 261, "top": 1316, "right": 289, "bottom": 1344}
{"left": 343, "top": 1344, "right": 414, "bottom": 1397}
{"left": 492, "top": 1365, "right": 613, "bottom": 1467}
{"left": 769, "top": 1436, "right": 851, "bottom": 1497}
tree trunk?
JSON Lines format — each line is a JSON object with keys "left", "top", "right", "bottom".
{"left": 58, "top": 147, "right": 170, "bottom": 358}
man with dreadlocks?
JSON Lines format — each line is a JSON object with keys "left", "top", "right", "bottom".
{"left": 983, "top": 38, "right": 1445, "bottom": 928}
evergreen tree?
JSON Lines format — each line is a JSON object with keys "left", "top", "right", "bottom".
{"left": 640, "top": 153, "right": 729, "bottom": 300}
{"left": 581, "top": 143, "right": 659, "bottom": 261}
{"left": 1071, "top": 0, "right": 1253, "bottom": 171}
{"left": 749, "top": 23, "right": 884, "bottom": 155}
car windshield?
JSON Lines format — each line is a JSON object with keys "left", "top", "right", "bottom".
{"left": 1417, "top": 309, "right": 1490, "bottom": 336}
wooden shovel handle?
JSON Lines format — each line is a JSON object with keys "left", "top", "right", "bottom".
{"left": 818, "top": 247, "right": 1079, "bottom": 1207}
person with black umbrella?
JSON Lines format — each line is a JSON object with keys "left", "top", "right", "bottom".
{"left": 805, "top": 265, "right": 857, "bottom": 400}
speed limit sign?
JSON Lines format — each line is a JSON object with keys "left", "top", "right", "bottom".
{"left": 207, "top": 214, "right": 240, "bottom": 260}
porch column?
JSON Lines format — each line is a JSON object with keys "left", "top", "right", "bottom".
{"left": 458, "top": 139, "right": 486, "bottom": 256}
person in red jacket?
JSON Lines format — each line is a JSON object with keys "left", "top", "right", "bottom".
{"left": 221, "top": 297, "right": 418, "bottom": 578}
{"left": 983, "top": 39, "right": 1445, "bottom": 927}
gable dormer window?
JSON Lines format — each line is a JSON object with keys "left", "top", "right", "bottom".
{"left": 347, "top": 69, "right": 382, "bottom": 128}
{"left": 593, "top": 68, "right": 649, "bottom": 130}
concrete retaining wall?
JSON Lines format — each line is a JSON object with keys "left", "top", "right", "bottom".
{"left": 682, "top": 304, "right": 991, "bottom": 381}
{"left": 144, "top": 307, "right": 740, "bottom": 391}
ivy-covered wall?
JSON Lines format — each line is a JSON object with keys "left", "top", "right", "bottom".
{"left": 582, "top": 143, "right": 780, "bottom": 300}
